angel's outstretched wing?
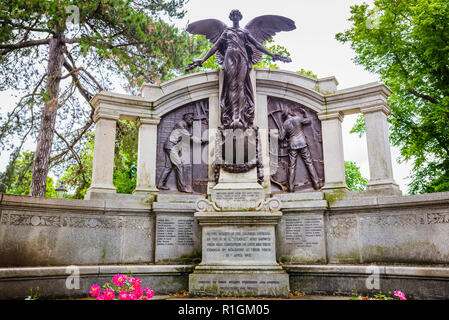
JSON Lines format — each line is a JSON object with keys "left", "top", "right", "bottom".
{"left": 187, "top": 19, "right": 227, "bottom": 64}
{"left": 187, "top": 19, "right": 227, "bottom": 43}
{"left": 244, "top": 15, "right": 296, "bottom": 65}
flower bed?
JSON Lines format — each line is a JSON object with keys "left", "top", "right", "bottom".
{"left": 351, "top": 290, "right": 407, "bottom": 300}
{"left": 90, "top": 274, "right": 155, "bottom": 300}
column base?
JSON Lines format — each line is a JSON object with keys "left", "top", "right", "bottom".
{"left": 85, "top": 186, "right": 116, "bottom": 200}
{"left": 133, "top": 187, "right": 159, "bottom": 195}
{"left": 366, "top": 179, "right": 402, "bottom": 196}
{"left": 322, "top": 181, "right": 348, "bottom": 192}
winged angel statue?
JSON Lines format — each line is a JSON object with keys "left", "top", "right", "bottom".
{"left": 186, "top": 10, "right": 296, "bottom": 131}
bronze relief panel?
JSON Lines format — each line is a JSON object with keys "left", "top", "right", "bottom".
{"left": 156, "top": 99, "right": 209, "bottom": 194}
{"left": 268, "top": 97, "right": 325, "bottom": 193}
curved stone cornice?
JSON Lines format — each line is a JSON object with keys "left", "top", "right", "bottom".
{"left": 90, "top": 69, "right": 392, "bottom": 120}
{"left": 141, "top": 71, "right": 219, "bottom": 117}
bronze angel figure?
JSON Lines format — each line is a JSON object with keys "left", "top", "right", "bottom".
{"left": 186, "top": 10, "right": 296, "bottom": 131}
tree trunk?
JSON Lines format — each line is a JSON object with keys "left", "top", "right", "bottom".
{"left": 30, "top": 35, "right": 65, "bottom": 197}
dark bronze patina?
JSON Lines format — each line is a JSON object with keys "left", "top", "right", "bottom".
{"left": 156, "top": 100, "right": 209, "bottom": 194}
{"left": 186, "top": 10, "right": 296, "bottom": 179}
{"left": 157, "top": 113, "right": 195, "bottom": 193}
{"left": 268, "top": 97, "right": 324, "bottom": 192}
{"left": 280, "top": 108, "right": 320, "bottom": 191}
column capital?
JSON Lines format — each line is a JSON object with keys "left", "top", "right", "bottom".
{"left": 318, "top": 111, "right": 344, "bottom": 122}
{"left": 360, "top": 105, "right": 390, "bottom": 115}
{"left": 137, "top": 117, "right": 161, "bottom": 126}
{"left": 93, "top": 111, "right": 120, "bottom": 123}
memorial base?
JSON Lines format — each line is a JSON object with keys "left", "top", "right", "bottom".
{"left": 189, "top": 266, "right": 289, "bottom": 298}
{"left": 189, "top": 211, "right": 289, "bottom": 297}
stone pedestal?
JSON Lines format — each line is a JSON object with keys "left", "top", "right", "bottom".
{"left": 189, "top": 211, "right": 289, "bottom": 297}
{"left": 189, "top": 167, "right": 288, "bottom": 297}
{"left": 210, "top": 169, "right": 265, "bottom": 211}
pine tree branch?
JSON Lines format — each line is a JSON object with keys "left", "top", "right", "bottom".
{"left": 62, "top": 60, "right": 94, "bottom": 104}
{"left": 0, "top": 38, "right": 50, "bottom": 55}
{"left": 50, "top": 115, "right": 94, "bottom": 164}
{"left": 54, "top": 130, "right": 88, "bottom": 184}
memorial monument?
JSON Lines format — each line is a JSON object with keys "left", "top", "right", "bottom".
{"left": 3, "top": 9, "right": 449, "bottom": 301}
{"left": 184, "top": 9, "right": 296, "bottom": 297}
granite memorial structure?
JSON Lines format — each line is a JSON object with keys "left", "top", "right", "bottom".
{"left": 1, "top": 10, "right": 449, "bottom": 299}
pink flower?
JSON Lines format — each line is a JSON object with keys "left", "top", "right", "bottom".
{"left": 119, "top": 291, "right": 129, "bottom": 300}
{"left": 131, "top": 277, "right": 142, "bottom": 289}
{"left": 102, "top": 288, "right": 116, "bottom": 300}
{"left": 89, "top": 284, "right": 101, "bottom": 297}
{"left": 112, "top": 274, "right": 126, "bottom": 286}
{"left": 96, "top": 295, "right": 105, "bottom": 301}
{"left": 128, "top": 292, "right": 138, "bottom": 300}
{"left": 394, "top": 291, "right": 407, "bottom": 300}
{"left": 145, "top": 287, "right": 155, "bottom": 299}
{"left": 132, "top": 287, "right": 143, "bottom": 299}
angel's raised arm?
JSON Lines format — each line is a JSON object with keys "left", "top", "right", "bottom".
{"left": 246, "top": 32, "right": 275, "bottom": 58}
{"left": 202, "top": 36, "right": 226, "bottom": 63}
{"left": 185, "top": 36, "right": 225, "bottom": 72}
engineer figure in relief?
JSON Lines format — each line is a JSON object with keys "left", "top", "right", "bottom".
{"left": 157, "top": 113, "right": 198, "bottom": 193}
{"left": 279, "top": 108, "right": 321, "bottom": 192}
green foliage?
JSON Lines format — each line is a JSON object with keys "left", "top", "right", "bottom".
{"left": 337, "top": 0, "right": 449, "bottom": 194}
{"left": 60, "top": 133, "right": 94, "bottom": 199}
{"left": 59, "top": 120, "right": 139, "bottom": 199}
{"left": 350, "top": 293, "right": 393, "bottom": 300}
{"left": 345, "top": 161, "right": 368, "bottom": 191}
{"left": 113, "top": 120, "right": 138, "bottom": 194}
{"left": 0, "top": 152, "right": 56, "bottom": 197}
{"left": 349, "top": 114, "right": 366, "bottom": 138}
{"left": 25, "top": 287, "right": 39, "bottom": 300}
{"left": 0, "top": 0, "right": 205, "bottom": 196}
{"left": 253, "top": 39, "right": 291, "bottom": 69}
{"left": 297, "top": 69, "right": 318, "bottom": 79}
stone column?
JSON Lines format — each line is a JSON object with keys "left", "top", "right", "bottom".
{"left": 361, "top": 105, "right": 400, "bottom": 194}
{"left": 207, "top": 93, "right": 220, "bottom": 194}
{"left": 318, "top": 112, "right": 347, "bottom": 191}
{"left": 85, "top": 112, "right": 120, "bottom": 200}
{"left": 134, "top": 117, "right": 161, "bottom": 195}
{"left": 256, "top": 93, "right": 271, "bottom": 193}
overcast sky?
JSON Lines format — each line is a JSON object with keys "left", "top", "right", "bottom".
{"left": 0, "top": 0, "right": 412, "bottom": 193}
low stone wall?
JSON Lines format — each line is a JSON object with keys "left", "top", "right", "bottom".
{"left": 2, "top": 264, "right": 448, "bottom": 299}
{"left": 0, "top": 265, "right": 193, "bottom": 300}
{"left": 2, "top": 191, "right": 449, "bottom": 267}
{"left": 326, "top": 191, "right": 449, "bottom": 265}
{"left": 274, "top": 191, "right": 449, "bottom": 265}
{"left": 0, "top": 194, "right": 155, "bottom": 267}
{"left": 287, "top": 265, "right": 449, "bottom": 300}
{"left": 2, "top": 191, "right": 449, "bottom": 299}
